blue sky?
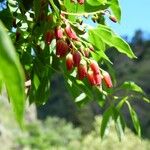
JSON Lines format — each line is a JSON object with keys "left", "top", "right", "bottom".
{"left": 108, "top": 0, "right": 150, "bottom": 39}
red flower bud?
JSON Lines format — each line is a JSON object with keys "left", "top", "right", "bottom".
{"left": 103, "top": 71, "right": 113, "bottom": 88}
{"left": 66, "top": 53, "right": 74, "bottom": 71}
{"left": 90, "top": 60, "right": 100, "bottom": 74}
{"left": 73, "top": 51, "right": 81, "bottom": 67}
{"left": 56, "top": 40, "right": 68, "bottom": 57}
{"left": 45, "top": 31, "right": 54, "bottom": 45}
{"left": 77, "top": 60, "right": 87, "bottom": 80}
{"left": 65, "top": 25, "right": 78, "bottom": 40}
{"left": 87, "top": 71, "right": 96, "bottom": 86}
{"left": 55, "top": 26, "right": 63, "bottom": 39}
{"left": 77, "top": 0, "right": 85, "bottom": 4}
{"left": 94, "top": 73, "right": 102, "bottom": 86}
{"left": 87, "top": 70, "right": 102, "bottom": 86}
{"left": 109, "top": 16, "right": 117, "bottom": 23}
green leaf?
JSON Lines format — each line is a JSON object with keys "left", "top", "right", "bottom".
{"left": 75, "top": 93, "right": 86, "bottom": 102}
{"left": 64, "top": 0, "right": 84, "bottom": 13}
{"left": 49, "top": 0, "right": 60, "bottom": 18}
{"left": 33, "top": 0, "right": 41, "bottom": 19}
{"left": 88, "top": 29, "right": 112, "bottom": 63}
{"left": 66, "top": 78, "right": 81, "bottom": 98}
{"left": 91, "top": 50, "right": 112, "bottom": 63}
{"left": 93, "top": 87, "right": 106, "bottom": 107}
{"left": 116, "top": 96, "right": 128, "bottom": 110}
{"left": 63, "top": 68, "right": 93, "bottom": 106}
{"left": 0, "top": 72, "right": 2, "bottom": 93}
{"left": 126, "top": 101, "right": 141, "bottom": 137}
{"left": 112, "top": 107, "right": 125, "bottom": 140}
{"left": 115, "top": 113, "right": 125, "bottom": 140}
{"left": 65, "top": 79, "right": 89, "bottom": 106}
{"left": 121, "top": 81, "right": 144, "bottom": 94}
{"left": 0, "top": 79, "right": 2, "bottom": 94}
{"left": 29, "top": 76, "right": 51, "bottom": 105}
{"left": 94, "top": 25, "right": 136, "bottom": 59}
{"left": 88, "top": 29, "right": 105, "bottom": 51}
{"left": 36, "top": 77, "right": 51, "bottom": 105}
{"left": 64, "top": 0, "right": 109, "bottom": 14}
{"left": 0, "top": 21, "right": 25, "bottom": 127}
{"left": 29, "top": 59, "right": 52, "bottom": 105}
{"left": 100, "top": 106, "right": 112, "bottom": 138}
{"left": 109, "top": 0, "right": 121, "bottom": 22}
{"left": 142, "top": 97, "right": 150, "bottom": 103}
{"left": 76, "top": 79, "right": 93, "bottom": 99}
{"left": 87, "top": 0, "right": 107, "bottom": 6}
{"left": 0, "top": 8, "right": 13, "bottom": 30}
{"left": 33, "top": 74, "right": 40, "bottom": 90}
{"left": 66, "top": 74, "right": 93, "bottom": 101}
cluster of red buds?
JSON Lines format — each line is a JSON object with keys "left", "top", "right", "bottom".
{"left": 44, "top": 18, "right": 112, "bottom": 88}
{"left": 65, "top": 53, "right": 113, "bottom": 88}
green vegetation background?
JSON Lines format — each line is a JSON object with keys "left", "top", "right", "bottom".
{"left": 0, "top": 98, "right": 150, "bottom": 150}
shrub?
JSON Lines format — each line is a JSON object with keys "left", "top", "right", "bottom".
{"left": 15, "top": 117, "right": 150, "bottom": 150}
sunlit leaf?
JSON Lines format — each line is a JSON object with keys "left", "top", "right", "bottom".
{"left": 75, "top": 93, "right": 86, "bottom": 102}
{"left": 116, "top": 96, "right": 128, "bottom": 110}
{"left": 126, "top": 101, "right": 141, "bottom": 137}
{"left": 0, "top": 21, "right": 25, "bottom": 127}
{"left": 113, "top": 107, "right": 125, "bottom": 140}
{"left": 87, "top": 0, "right": 107, "bottom": 6}
{"left": 142, "top": 97, "right": 150, "bottom": 103}
{"left": 93, "top": 25, "right": 136, "bottom": 59}
{"left": 88, "top": 29, "right": 112, "bottom": 63}
{"left": 121, "top": 81, "right": 144, "bottom": 94}
{"left": 100, "top": 106, "right": 112, "bottom": 138}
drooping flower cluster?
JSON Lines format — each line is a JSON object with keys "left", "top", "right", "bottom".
{"left": 44, "top": 12, "right": 112, "bottom": 88}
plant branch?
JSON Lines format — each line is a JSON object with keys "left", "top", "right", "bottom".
{"left": 61, "top": 10, "right": 105, "bottom": 16}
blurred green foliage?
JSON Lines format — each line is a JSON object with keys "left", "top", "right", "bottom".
{"left": 16, "top": 117, "right": 150, "bottom": 150}
{"left": 36, "top": 73, "right": 96, "bottom": 134}
{"left": 0, "top": 98, "right": 150, "bottom": 150}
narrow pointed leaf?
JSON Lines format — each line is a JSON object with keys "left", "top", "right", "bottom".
{"left": 121, "top": 81, "right": 144, "bottom": 94}
{"left": 100, "top": 106, "right": 112, "bottom": 138}
{"left": 0, "top": 21, "right": 25, "bottom": 127}
{"left": 87, "top": 0, "right": 107, "bottom": 6}
{"left": 126, "top": 101, "right": 141, "bottom": 137}
{"left": 113, "top": 107, "right": 125, "bottom": 140}
{"left": 93, "top": 25, "right": 136, "bottom": 59}
{"left": 88, "top": 29, "right": 112, "bottom": 63}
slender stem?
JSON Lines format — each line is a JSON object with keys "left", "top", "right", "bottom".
{"left": 61, "top": 10, "right": 105, "bottom": 16}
